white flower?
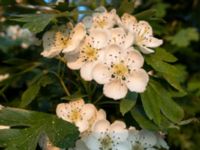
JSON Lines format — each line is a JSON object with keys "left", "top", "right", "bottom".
{"left": 128, "top": 128, "right": 168, "bottom": 150}
{"left": 90, "top": 9, "right": 118, "bottom": 29}
{"left": 0, "top": 73, "right": 9, "bottom": 82}
{"left": 66, "top": 31, "right": 107, "bottom": 81}
{"left": 6, "top": 25, "right": 39, "bottom": 48}
{"left": 83, "top": 120, "right": 131, "bottom": 150}
{"left": 132, "top": 21, "right": 163, "bottom": 54}
{"left": 118, "top": 13, "right": 137, "bottom": 32}
{"left": 92, "top": 45, "right": 149, "bottom": 100}
{"left": 108, "top": 27, "right": 134, "bottom": 49}
{"left": 41, "top": 23, "right": 86, "bottom": 58}
{"left": 0, "top": 125, "right": 10, "bottom": 129}
{"left": 56, "top": 99, "right": 104, "bottom": 133}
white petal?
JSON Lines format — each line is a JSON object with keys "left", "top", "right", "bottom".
{"left": 62, "top": 40, "right": 80, "bottom": 53}
{"left": 83, "top": 135, "right": 100, "bottom": 150}
{"left": 138, "top": 45, "right": 155, "bottom": 54}
{"left": 109, "top": 27, "right": 127, "bottom": 47}
{"left": 93, "top": 119, "right": 110, "bottom": 132}
{"left": 113, "top": 141, "right": 132, "bottom": 150}
{"left": 124, "top": 31, "right": 134, "bottom": 49}
{"left": 120, "top": 13, "right": 137, "bottom": 32}
{"left": 135, "top": 21, "right": 153, "bottom": 36}
{"left": 103, "top": 80, "right": 128, "bottom": 100}
{"left": 139, "top": 130, "right": 157, "bottom": 148}
{"left": 0, "top": 125, "right": 10, "bottom": 129}
{"left": 41, "top": 30, "right": 61, "bottom": 58}
{"left": 89, "top": 29, "right": 109, "bottom": 49}
{"left": 80, "top": 62, "right": 97, "bottom": 81}
{"left": 96, "top": 109, "right": 107, "bottom": 121}
{"left": 126, "top": 69, "right": 149, "bottom": 93}
{"left": 74, "top": 140, "right": 89, "bottom": 150}
{"left": 67, "top": 56, "right": 84, "bottom": 70}
{"left": 92, "top": 63, "right": 111, "bottom": 84}
{"left": 110, "top": 121, "right": 128, "bottom": 142}
{"left": 81, "top": 104, "right": 97, "bottom": 120}
{"left": 82, "top": 16, "right": 93, "bottom": 29}
{"left": 124, "top": 47, "right": 144, "bottom": 69}
{"left": 56, "top": 103, "right": 72, "bottom": 122}
{"left": 143, "top": 37, "right": 163, "bottom": 48}
{"left": 76, "top": 120, "right": 89, "bottom": 132}
{"left": 105, "top": 45, "right": 121, "bottom": 65}
{"left": 71, "top": 22, "right": 86, "bottom": 42}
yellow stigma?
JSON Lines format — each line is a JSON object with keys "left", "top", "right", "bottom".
{"left": 69, "top": 109, "right": 81, "bottom": 123}
{"left": 100, "top": 135, "right": 112, "bottom": 150}
{"left": 82, "top": 44, "right": 97, "bottom": 61}
{"left": 113, "top": 63, "right": 128, "bottom": 77}
{"left": 97, "top": 20, "right": 107, "bottom": 28}
{"left": 55, "top": 31, "right": 70, "bottom": 49}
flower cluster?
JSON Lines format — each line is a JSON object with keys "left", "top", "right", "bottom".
{"left": 39, "top": 99, "right": 169, "bottom": 150}
{"left": 41, "top": 8, "right": 163, "bottom": 100}
{"left": 3, "top": 25, "right": 39, "bottom": 48}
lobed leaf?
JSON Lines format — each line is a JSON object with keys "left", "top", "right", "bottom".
{"left": 0, "top": 107, "right": 79, "bottom": 149}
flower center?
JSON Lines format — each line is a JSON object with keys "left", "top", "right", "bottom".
{"left": 132, "top": 143, "right": 144, "bottom": 150}
{"left": 69, "top": 109, "right": 81, "bottom": 123}
{"left": 99, "top": 135, "right": 112, "bottom": 150}
{"left": 112, "top": 62, "right": 129, "bottom": 80}
{"left": 81, "top": 44, "right": 98, "bottom": 62}
{"left": 55, "top": 31, "right": 70, "bottom": 49}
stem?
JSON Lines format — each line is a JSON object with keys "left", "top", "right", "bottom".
{"left": 48, "top": 71, "right": 70, "bottom": 96}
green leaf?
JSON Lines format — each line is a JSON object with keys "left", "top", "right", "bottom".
{"left": 20, "top": 83, "right": 40, "bottom": 107}
{"left": 167, "top": 27, "right": 199, "bottom": 47}
{"left": 0, "top": 107, "right": 79, "bottom": 149}
{"left": 118, "top": 0, "right": 135, "bottom": 14}
{"left": 145, "top": 48, "right": 185, "bottom": 92}
{"left": 120, "top": 92, "right": 137, "bottom": 116}
{"left": 135, "top": 9, "right": 156, "bottom": 20}
{"left": 11, "top": 14, "right": 57, "bottom": 33}
{"left": 131, "top": 107, "right": 159, "bottom": 130}
{"left": 150, "top": 80, "right": 184, "bottom": 123}
{"left": 140, "top": 82, "right": 161, "bottom": 125}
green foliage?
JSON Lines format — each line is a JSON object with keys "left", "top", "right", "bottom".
{"left": 11, "top": 14, "right": 57, "bottom": 33}
{"left": 120, "top": 92, "right": 137, "bottom": 115}
{"left": 145, "top": 48, "right": 186, "bottom": 92}
{"left": 141, "top": 79, "right": 184, "bottom": 125}
{"left": 0, "top": 107, "right": 79, "bottom": 149}
{"left": 167, "top": 28, "right": 199, "bottom": 47}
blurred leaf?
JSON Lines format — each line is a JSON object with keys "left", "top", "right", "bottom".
{"left": 10, "top": 14, "right": 57, "bottom": 33}
{"left": 0, "top": 37, "right": 21, "bottom": 51}
{"left": 0, "top": 107, "right": 79, "bottom": 149}
{"left": 153, "top": 3, "right": 169, "bottom": 18}
{"left": 135, "top": 9, "right": 156, "bottom": 20}
{"left": 118, "top": 0, "right": 135, "bottom": 14}
{"left": 131, "top": 107, "right": 159, "bottom": 130}
{"left": 141, "top": 81, "right": 161, "bottom": 125}
{"left": 167, "top": 28, "right": 199, "bottom": 47}
{"left": 150, "top": 80, "right": 184, "bottom": 123}
{"left": 20, "top": 83, "right": 40, "bottom": 107}
{"left": 120, "top": 92, "right": 137, "bottom": 116}
{"left": 187, "top": 73, "right": 200, "bottom": 95}
{"left": 145, "top": 48, "right": 185, "bottom": 92}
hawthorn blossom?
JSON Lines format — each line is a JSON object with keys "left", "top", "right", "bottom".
{"left": 56, "top": 99, "right": 106, "bottom": 132}
{"left": 128, "top": 128, "right": 169, "bottom": 150}
{"left": 132, "top": 21, "right": 163, "bottom": 54}
{"left": 0, "top": 73, "right": 9, "bottom": 82}
{"left": 6, "top": 25, "right": 39, "bottom": 48}
{"left": 90, "top": 9, "right": 118, "bottom": 30}
{"left": 83, "top": 120, "right": 130, "bottom": 150}
{"left": 92, "top": 46, "right": 149, "bottom": 100}
{"left": 66, "top": 29, "right": 109, "bottom": 81}
{"left": 41, "top": 23, "right": 86, "bottom": 58}
{"left": 119, "top": 13, "right": 163, "bottom": 54}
